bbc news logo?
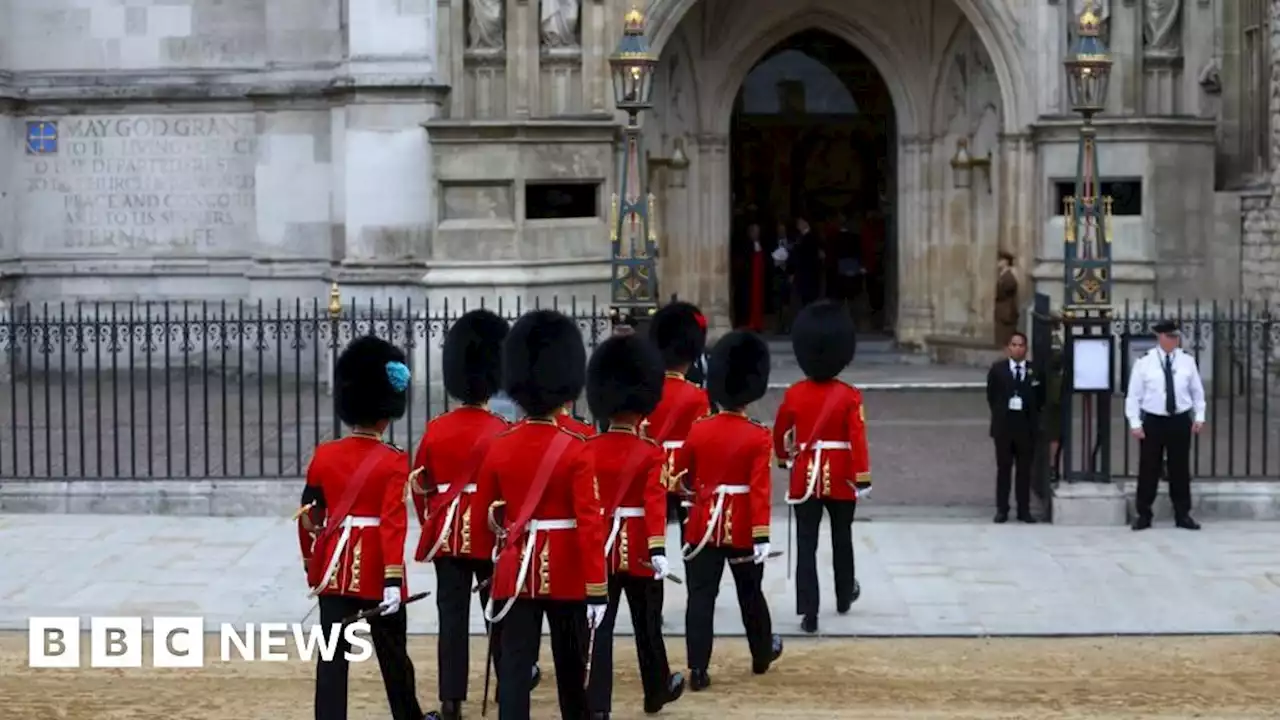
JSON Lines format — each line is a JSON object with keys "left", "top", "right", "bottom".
{"left": 28, "top": 617, "right": 375, "bottom": 668}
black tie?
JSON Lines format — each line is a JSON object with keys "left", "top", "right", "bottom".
{"left": 1163, "top": 354, "right": 1176, "bottom": 415}
{"left": 1015, "top": 364, "right": 1023, "bottom": 383}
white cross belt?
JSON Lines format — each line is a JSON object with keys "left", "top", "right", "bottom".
{"left": 309, "top": 516, "right": 380, "bottom": 597}
{"left": 786, "top": 441, "right": 852, "bottom": 505}
{"left": 605, "top": 506, "right": 646, "bottom": 557}
{"left": 682, "top": 485, "right": 749, "bottom": 561}
{"left": 662, "top": 441, "right": 683, "bottom": 451}
{"left": 422, "top": 483, "right": 479, "bottom": 562}
{"left": 485, "top": 518, "right": 577, "bottom": 623}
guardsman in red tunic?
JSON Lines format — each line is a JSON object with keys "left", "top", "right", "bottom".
{"left": 473, "top": 310, "right": 609, "bottom": 720}
{"left": 410, "top": 310, "right": 540, "bottom": 720}
{"left": 297, "top": 336, "right": 424, "bottom": 720}
{"left": 678, "top": 331, "right": 782, "bottom": 692}
{"left": 583, "top": 335, "right": 686, "bottom": 719}
{"left": 645, "top": 302, "right": 711, "bottom": 540}
{"left": 773, "top": 301, "right": 870, "bottom": 635}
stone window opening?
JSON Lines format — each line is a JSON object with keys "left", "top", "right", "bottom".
{"left": 1239, "top": 0, "right": 1270, "bottom": 179}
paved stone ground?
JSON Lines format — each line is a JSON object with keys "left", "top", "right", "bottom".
{"left": 1, "top": 513, "right": 1276, "bottom": 637}
{"left": 1, "top": 380, "right": 1273, "bottom": 510}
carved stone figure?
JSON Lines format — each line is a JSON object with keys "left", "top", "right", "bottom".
{"left": 540, "top": 0, "right": 580, "bottom": 49}
{"left": 1143, "top": 0, "right": 1182, "bottom": 55}
{"left": 467, "top": 0, "right": 504, "bottom": 51}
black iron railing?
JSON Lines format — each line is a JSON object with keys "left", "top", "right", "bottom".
{"left": 0, "top": 297, "right": 611, "bottom": 480}
{"left": 1033, "top": 299, "right": 1279, "bottom": 481}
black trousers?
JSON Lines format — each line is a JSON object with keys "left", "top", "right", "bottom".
{"left": 685, "top": 546, "right": 773, "bottom": 672}
{"left": 994, "top": 423, "right": 1034, "bottom": 515}
{"left": 1136, "top": 411, "right": 1194, "bottom": 519}
{"left": 435, "top": 557, "right": 500, "bottom": 703}
{"left": 794, "top": 498, "right": 857, "bottom": 617}
{"left": 497, "top": 598, "right": 587, "bottom": 720}
{"left": 315, "top": 594, "right": 423, "bottom": 720}
{"left": 587, "top": 573, "right": 671, "bottom": 713}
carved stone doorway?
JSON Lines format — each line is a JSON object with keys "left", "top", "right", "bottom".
{"left": 727, "top": 29, "right": 896, "bottom": 335}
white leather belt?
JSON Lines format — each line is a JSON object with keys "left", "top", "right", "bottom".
{"left": 310, "top": 516, "right": 380, "bottom": 596}
{"left": 605, "top": 506, "right": 646, "bottom": 557}
{"left": 422, "top": 484, "right": 479, "bottom": 562}
{"left": 662, "top": 441, "right": 683, "bottom": 451}
{"left": 787, "top": 441, "right": 852, "bottom": 505}
{"left": 683, "top": 485, "right": 749, "bottom": 561}
{"left": 485, "top": 518, "right": 577, "bottom": 623}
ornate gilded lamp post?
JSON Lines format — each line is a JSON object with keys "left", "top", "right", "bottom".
{"left": 1060, "top": 0, "right": 1115, "bottom": 483}
{"left": 607, "top": 6, "right": 660, "bottom": 328}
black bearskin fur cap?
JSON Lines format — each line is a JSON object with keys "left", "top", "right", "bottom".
{"left": 791, "top": 300, "right": 857, "bottom": 382}
{"left": 443, "top": 309, "right": 510, "bottom": 404}
{"left": 502, "top": 309, "right": 586, "bottom": 418}
{"left": 707, "top": 330, "right": 770, "bottom": 410}
{"left": 586, "top": 335, "right": 665, "bottom": 420}
{"left": 335, "top": 335, "right": 409, "bottom": 427}
{"left": 649, "top": 301, "right": 707, "bottom": 369}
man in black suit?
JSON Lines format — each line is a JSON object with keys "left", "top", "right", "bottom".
{"left": 788, "top": 216, "right": 824, "bottom": 309}
{"left": 985, "top": 331, "right": 1043, "bottom": 524}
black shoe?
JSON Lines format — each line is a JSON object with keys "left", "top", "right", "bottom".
{"left": 590, "top": 713, "right": 609, "bottom": 720}
{"left": 838, "top": 579, "right": 861, "bottom": 613}
{"left": 531, "top": 664, "right": 542, "bottom": 691}
{"left": 993, "top": 511, "right": 1009, "bottom": 524}
{"left": 645, "top": 672, "right": 686, "bottom": 713}
{"left": 753, "top": 634, "right": 783, "bottom": 674}
{"left": 1131, "top": 516, "right": 1152, "bottom": 531}
{"left": 1017, "top": 513, "right": 1037, "bottom": 524}
{"left": 423, "top": 713, "right": 442, "bottom": 720}
{"left": 1176, "top": 516, "right": 1201, "bottom": 530}
{"left": 689, "top": 669, "right": 711, "bottom": 692}
{"left": 437, "top": 700, "right": 460, "bottom": 720}
{"left": 801, "top": 613, "right": 818, "bottom": 634}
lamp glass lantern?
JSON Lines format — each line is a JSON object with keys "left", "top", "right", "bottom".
{"left": 950, "top": 138, "right": 973, "bottom": 190}
{"left": 609, "top": 8, "right": 658, "bottom": 116}
{"left": 1064, "top": 1, "right": 1112, "bottom": 116}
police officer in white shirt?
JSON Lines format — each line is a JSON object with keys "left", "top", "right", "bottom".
{"left": 1123, "top": 320, "right": 1206, "bottom": 531}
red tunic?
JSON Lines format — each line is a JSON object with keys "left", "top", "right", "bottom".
{"left": 473, "top": 418, "right": 608, "bottom": 605}
{"left": 588, "top": 425, "right": 668, "bottom": 578}
{"left": 297, "top": 434, "right": 411, "bottom": 601}
{"left": 772, "top": 379, "right": 871, "bottom": 503}
{"left": 679, "top": 412, "right": 773, "bottom": 553}
{"left": 643, "top": 372, "right": 711, "bottom": 493}
{"left": 558, "top": 407, "right": 598, "bottom": 437}
{"left": 411, "top": 406, "right": 509, "bottom": 562}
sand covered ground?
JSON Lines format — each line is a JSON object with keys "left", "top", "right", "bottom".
{"left": 1, "top": 633, "right": 1277, "bottom": 719}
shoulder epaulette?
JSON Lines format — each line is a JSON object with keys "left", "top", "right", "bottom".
{"left": 557, "top": 425, "right": 586, "bottom": 441}
{"left": 382, "top": 441, "right": 406, "bottom": 453}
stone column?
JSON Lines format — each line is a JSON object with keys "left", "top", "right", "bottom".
{"left": 895, "top": 135, "right": 934, "bottom": 347}
{"left": 998, "top": 132, "right": 1037, "bottom": 305}
{"left": 339, "top": 0, "right": 440, "bottom": 272}
{"left": 1037, "top": 1, "right": 1067, "bottom": 117}
{"left": 1108, "top": 0, "right": 1142, "bottom": 115}
{"left": 692, "top": 133, "right": 732, "bottom": 332}
{"left": 442, "top": 0, "right": 465, "bottom": 118}
{"left": 509, "top": 0, "right": 535, "bottom": 117}
{"left": 582, "top": 0, "right": 609, "bottom": 113}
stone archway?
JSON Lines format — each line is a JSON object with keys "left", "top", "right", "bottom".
{"left": 644, "top": 0, "right": 1035, "bottom": 346}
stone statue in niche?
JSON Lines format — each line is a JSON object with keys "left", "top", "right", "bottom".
{"left": 467, "top": 0, "right": 504, "bottom": 51}
{"left": 1143, "top": 0, "right": 1182, "bottom": 55}
{"left": 540, "top": 0, "right": 580, "bottom": 49}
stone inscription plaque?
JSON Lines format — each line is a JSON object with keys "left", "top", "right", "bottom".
{"left": 23, "top": 115, "right": 257, "bottom": 252}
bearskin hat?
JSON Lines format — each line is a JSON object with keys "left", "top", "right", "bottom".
{"left": 502, "top": 309, "right": 586, "bottom": 418}
{"left": 443, "top": 309, "right": 510, "bottom": 404}
{"left": 649, "top": 301, "right": 707, "bottom": 369}
{"left": 586, "top": 335, "right": 665, "bottom": 420}
{"left": 335, "top": 335, "right": 409, "bottom": 427}
{"left": 707, "top": 330, "right": 770, "bottom": 410}
{"left": 791, "top": 300, "right": 857, "bottom": 382}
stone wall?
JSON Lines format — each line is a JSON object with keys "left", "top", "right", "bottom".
{"left": 0, "top": 0, "right": 447, "bottom": 305}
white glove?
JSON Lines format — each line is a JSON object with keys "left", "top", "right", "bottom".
{"left": 586, "top": 604, "right": 607, "bottom": 628}
{"left": 651, "top": 555, "right": 670, "bottom": 580}
{"left": 752, "top": 542, "right": 771, "bottom": 565}
{"left": 379, "top": 586, "right": 401, "bottom": 616}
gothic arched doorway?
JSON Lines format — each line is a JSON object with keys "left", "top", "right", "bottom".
{"left": 728, "top": 29, "right": 896, "bottom": 335}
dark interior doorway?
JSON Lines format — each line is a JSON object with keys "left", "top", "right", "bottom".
{"left": 729, "top": 29, "right": 897, "bottom": 336}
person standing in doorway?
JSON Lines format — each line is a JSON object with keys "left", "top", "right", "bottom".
{"left": 994, "top": 251, "right": 1019, "bottom": 346}
{"left": 1124, "top": 320, "right": 1206, "bottom": 531}
{"left": 743, "top": 222, "right": 767, "bottom": 332}
{"left": 771, "top": 220, "right": 794, "bottom": 332}
{"left": 789, "top": 216, "right": 824, "bottom": 309}
{"left": 985, "top": 331, "right": 1042, "bottom": 523}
